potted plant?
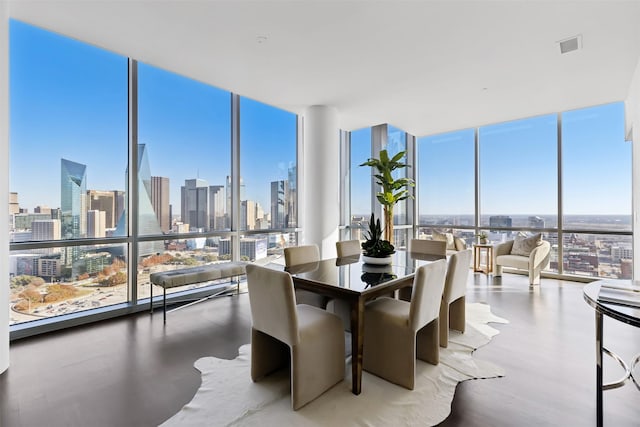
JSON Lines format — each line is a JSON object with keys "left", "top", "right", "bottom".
{"left": 360, "top": 149, "right": 414, "bottom": 244}
{"left": 361, "top": 213, "right": 395, "bottom": 264}
{"left": 476, "top": 232, "right": 489, "bottom": 244}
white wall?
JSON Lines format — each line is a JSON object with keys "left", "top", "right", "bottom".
{"left": 1, "top": 0, "right": 11, "bottom": 374}
{"left": 302, "top": 106, "right": 340, "bottom": 258}
{"left": 625, "top": 58, "right": 640, "bottom": 280}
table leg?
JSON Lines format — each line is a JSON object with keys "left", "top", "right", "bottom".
{"left": 596, "top": 309, "right": 603, "bottom": 427}
{"left": 350, "top": 298, "right": 365, "bottom": 395}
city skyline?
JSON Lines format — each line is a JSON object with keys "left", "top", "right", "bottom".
{"left": 9, "top": 19, "right": 297, "bottom": 215}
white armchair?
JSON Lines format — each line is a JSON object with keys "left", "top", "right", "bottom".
{"left": 493, "top": 237, "right": 551, "bottom": 285}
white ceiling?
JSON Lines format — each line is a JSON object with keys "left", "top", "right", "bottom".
{"left": 8, "top": 0, "right": 640, "bottom": 136}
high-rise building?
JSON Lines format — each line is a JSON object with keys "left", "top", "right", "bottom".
{"left": 270, "top": 180, "right": 289, "bottom": 229}
{"left": 115, "top": 144, "right": 163, "bottom": 258}
{"left": 225, "top": 175, "right": 244, "bottom": 229}
{"left": 31, "top": 219, "right": 61, "bottom": 241}
{"left": 209, "top": 185, "right": 225, "bottom": 230}
{"left": 241, "top": 200, "right": 256, "bottom": 230}
{"left": 9, "top": 192, "right": 19, "bottom": 215}
{"left": 87, "top": 190, "right": 118, "bottom": 229}
{"left": 32, "top": 219, "right": 61, "bottom": 255}
{"left": 61, "top": 158, "right": 88, "bottom": 239}
{"left": 181, "top": 178, "right": 209, "bottom": 231}
{"left": 489, "top": 215, "right": 512, "bottom": 228}
{"left": 151, "top": 176, "right": 170, "bottom": 233}
{"left": 13, "top": 213, "right": 51, "bottom": 230}
{"left": 87, "top": 210, "right": 106, "bottom": 238}
{"left": 287, "top": 165, "right": 297, "bottom": 228}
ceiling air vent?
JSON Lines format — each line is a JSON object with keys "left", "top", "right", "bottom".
{"left": 558, "top": 35, "right": 582, "bottom": 54}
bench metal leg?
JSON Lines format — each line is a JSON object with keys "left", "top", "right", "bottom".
{"left": 163, "top": 286, "right": 167, "bottom": 324}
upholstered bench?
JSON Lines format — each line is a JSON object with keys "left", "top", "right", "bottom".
{"left": 150, "top": 261, "right": 247, "bottom": 322}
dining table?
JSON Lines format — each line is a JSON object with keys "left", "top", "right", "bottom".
{"left": 282, "top": 250, "right": 445, "bottom": 395}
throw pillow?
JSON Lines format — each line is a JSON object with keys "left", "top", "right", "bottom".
{"left": 432, "top": 230, "right": 456, "bottom": 250}
{"left": 511, "top": 233, "right": 542, "bottom": 257}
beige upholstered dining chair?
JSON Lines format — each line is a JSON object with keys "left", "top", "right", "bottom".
{"left": 439, "top": 249, "right": 472, "bottom": 348}
{"left": 363, "top": 259, "right": 447, "bottom": 390}
{"left": 336, "top": 239, "right": 361, "bottom": 258}
{"left": 246, "top": 264, "right": 345, "bottom": 410}
{"left": 284, "top": 244, "right": 328, "bottom": 308}
{"left": 409, "top": 238, "right": 447, "bottom": 257}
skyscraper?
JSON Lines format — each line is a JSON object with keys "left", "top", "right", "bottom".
{"left": 61, "top": 158, "right": 87, "bottom": 239}
{"left": 271, "top": 180, "right": 289, "bottom": 229}
{"left": 209, "top": 185, "right": 225, "bottom": 230}
{"left": 87, "top": 190, "right": 119, "bottom": 229}
{"left": 181, "top": 178, "right": 209, "bottom": 231}
{"left": 240, "top": 200, "right": 256, "bottom": 230}
{"left": 115, "top": 144, "right": 163, "bottom": 258}
{"left": 489, "top": 215, "right": 512, "bottom": 228}
{"left": 287, "top": 164, "right": 297, "bottom": 228}
{"left": 87, "top": 210, "right": 106, "bottom": 238}
{"left": 151, "top": 176, "right": 170, "bottom": 232}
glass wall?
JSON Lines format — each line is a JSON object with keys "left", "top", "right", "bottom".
{"left": 385, "top": 125, "right": 409, "bottom": 225}
{"left": 10, "top": 20, "right": 128, "bottom": 242}
{"left": 9, "top": 21, "right": 129, "bottom": 324}
{"left": 238, "top": 97, "right": 298, "bottom": 262}
{"left": 478, "top": 114, "right": 558, "bottom": 236}
{"left": 350, "top": 128, "right": 372, "bottom": 241}
{"left": 561, "top": 103, "right": 631, "bottom": 278}
{"left": 412, "top": 103, "right": 631, "bottom": 278}
{"left": 8, "top": 21, "right": 300, "bottom": 329}
{"left": 138, "top": 63, "right": 231, "bottom": 235}
{"left": 417, "top": 128, "right": 475, "bottom": 243}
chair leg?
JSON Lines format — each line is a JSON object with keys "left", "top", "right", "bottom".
{"left": 449, "top": 296, "right": 466, "bottom": 333}
{"left": 439, "top": 300, "right": 449, "bottom": 348}
{"left": 494, "top": 265, "right": 503, "bottom": 277}
{"left": 250, "top": 328, "right": 289, "bottom": 382}
{"left": 416, "top": 318, "right": 439, "bottom": 365}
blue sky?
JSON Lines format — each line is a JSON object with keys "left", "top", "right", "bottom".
{"left": 10, "top": 19, "right": 631, "bottom": 220}
{"left": 10, "top": 19, "right": 296, "bottom": 213}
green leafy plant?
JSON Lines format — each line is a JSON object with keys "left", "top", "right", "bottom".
{"left": 360, "top": 149, "right": 414, "bottom": 243}
{"left": 361, "top": 213, "right": 395, "bottom": 257}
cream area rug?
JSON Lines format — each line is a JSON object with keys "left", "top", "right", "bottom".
{"left": 161, "top": 303, "right": 508, "bottom": 427}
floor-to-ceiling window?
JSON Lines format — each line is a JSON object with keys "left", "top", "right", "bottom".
{"left": 562, "top": 103, "right": 632, "bottom": 279}
{"left": 137, "top": 63, "right": 232, "bottom": 301}
{"left": 8, "top": 21, "right": 299, "bottom": 332}
{"left": 412, "top": 102, "right": 631, "bottom": 279}
{"left": 239, "top": 96, "right": 298, "bottom": 259}
{"left": 9, "top": 20, "right": 129, "bottom": 324}
{"left": 349, "top": 127, "right": 372, "bottom": 241}
{"left": 417, "top": 129, "right": 476, "bottom": 246}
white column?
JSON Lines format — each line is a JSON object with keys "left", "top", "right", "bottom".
{"left": 302, "top": 106, "right": 340, "bottom": 258}
{"left": 1, "top": 0, "right": 11, "bottom": 374}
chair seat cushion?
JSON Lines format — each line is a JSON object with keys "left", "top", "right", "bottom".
{"left": 365, "top": 297, "right": 410, "bottom": 327}
{"left": 496, "top": 254, "right": 530, "bottom": 270}
{"left": 297, "top": 304, "right": 343, "bottom": 340}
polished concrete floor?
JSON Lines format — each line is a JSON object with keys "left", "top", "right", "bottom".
{"left": 1, "top": 273, "right": 639, "bottom": 426}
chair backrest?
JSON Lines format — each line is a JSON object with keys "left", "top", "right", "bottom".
{"left": 284, "top": 244, "right": 320, "bottom": 267}
{"left": 409, "top": 239, "right": 447, "bottom": 257}
{"left": 336, "top": 240, "right": 361, "bottom": 258}
{"left": 443, "top": 249, "right": 472, "bottom": 303}
{"left": 246, "top": 264, "right": 299, "bottom": 346}
{"left": 409, "top": 259, "right": 447, "bottom": 331}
